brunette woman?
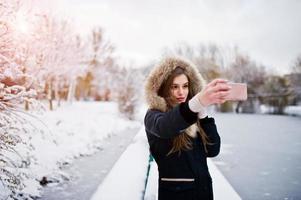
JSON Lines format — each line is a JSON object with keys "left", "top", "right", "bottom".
{"left": 144, "top": 57, "right": 231, "bottom": 200}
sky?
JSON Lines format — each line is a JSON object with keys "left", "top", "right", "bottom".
{"left": 43, "top": 0, "right": 301, "bottom": 74}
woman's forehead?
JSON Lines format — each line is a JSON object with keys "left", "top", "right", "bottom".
{"left": 172, "top": 74, "right": 189, "bottom": 84}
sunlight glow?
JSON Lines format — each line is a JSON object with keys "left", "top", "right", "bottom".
{"left": 15, "top": 12, "right": 30, "bottom": 34}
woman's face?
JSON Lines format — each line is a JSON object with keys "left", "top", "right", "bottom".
{"left": 170, "top": 74, "right": 189, "bottom": 104}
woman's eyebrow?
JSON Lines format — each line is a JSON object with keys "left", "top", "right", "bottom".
{"left": 172, "top": 82, "right": 189, "bottom": 85}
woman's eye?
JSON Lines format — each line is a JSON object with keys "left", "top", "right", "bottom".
{"left": 172, "top": 85, "right": 178, "bottom": 89}
{"left": 184, "top": 85, "right": 188, "bottom": 88}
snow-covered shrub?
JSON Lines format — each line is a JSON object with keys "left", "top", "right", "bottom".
{"left": 0, "top": 80, "right": 42, "bottom": 199}
{"left": 0, "top": 0, "right": 43, "bottom": 195}
{"left": 115, "top": 67, "right": 143, "bottom": 120}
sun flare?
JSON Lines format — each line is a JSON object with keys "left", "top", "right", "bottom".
{"left": 15, "top": 12, "right": 30, "bottom": 34}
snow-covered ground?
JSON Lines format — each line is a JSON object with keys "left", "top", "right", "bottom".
{"left": 285, "top": 105, "right": 301, "bottom": 116}
{"left": 40, "top": 126, "right": 140, "bottom": 200}
{"left": 90, "top": 128, "right": 150, "bottom": 200}
{"left": 2, "top": 102, "right": 299, "bottom": 200}
{"left": 260, "top": 105, "right": 301, "bottom": 116}
{"left": 1, "top": 101, "right": 140, "bottom": 199}
{"left": 90, "top": 126, "right": 241, "bottom": 200}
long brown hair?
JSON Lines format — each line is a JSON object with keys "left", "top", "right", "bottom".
{"left": 158, "top": 66, "right": 211, "bottom": 156}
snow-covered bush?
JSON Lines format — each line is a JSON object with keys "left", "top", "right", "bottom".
{"left": 0, "top": 1, "right": 49, "bottom": 198}
{"left": 115, "top": 67, "right": 143, "bottom": 120}
{"left": 0, "top": 80, "right": 42, "bottom": 199}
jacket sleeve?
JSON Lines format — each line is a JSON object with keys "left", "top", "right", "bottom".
{"left": 199, "top": 117, "right": 221, "bottom": 157}
{"left": 144, "top": 102, "right": 198, "bottom": 139}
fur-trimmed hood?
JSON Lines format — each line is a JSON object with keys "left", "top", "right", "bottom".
{"left": 144, "top": 57, "right": 206, "bottom": 112}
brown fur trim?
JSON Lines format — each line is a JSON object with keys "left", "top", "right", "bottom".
{"left": 144, "top": 56, "right": 206, "bottom": 112}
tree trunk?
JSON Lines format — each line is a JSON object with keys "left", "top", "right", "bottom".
{"left": 25, "top": 99, "right": 29, "bottom": 110}
{"left": 67, "top": 78, "right": 76, "bottom": 103}
{"left": 48, "top": 82, "right": 53, "bottom": 111}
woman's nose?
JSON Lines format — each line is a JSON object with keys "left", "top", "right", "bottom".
{"left": 178, "top": 87, "right": 184, "bottom": 95}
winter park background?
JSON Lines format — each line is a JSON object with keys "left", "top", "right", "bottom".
{"left": 1, "top": 0, "right": 301, "bottom": 200}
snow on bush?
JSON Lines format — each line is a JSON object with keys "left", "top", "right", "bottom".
{"left": 115, "top": 67, "right": 143, "bottom": 120}
{"left": 0, "top": 82, "right": 43, "bottom": 199}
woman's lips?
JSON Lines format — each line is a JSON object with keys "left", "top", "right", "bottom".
{"left": 177, "top": 97, "right": 185, "bottom": 102}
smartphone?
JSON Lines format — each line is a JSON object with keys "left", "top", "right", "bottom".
{"left": 225, "top": 83, "right": 247, "bottom": 101}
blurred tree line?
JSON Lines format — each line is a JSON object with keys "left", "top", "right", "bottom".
{"left": 141, "top": 43, "right": 301, "bottom": 115}
{"left": 0, "top": 0, "right": 141, "bottom": 117}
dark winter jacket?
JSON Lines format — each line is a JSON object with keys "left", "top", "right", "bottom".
{"left": 144, "top": 57, "right": 221, "bottom": 200}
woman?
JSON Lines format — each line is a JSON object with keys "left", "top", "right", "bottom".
{"left": 144, "top": 57, "right": 231, "bottom": 200}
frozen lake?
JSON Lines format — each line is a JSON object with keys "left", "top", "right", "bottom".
{"left": 212, "top": 113, "right": 301, "bottom": 200}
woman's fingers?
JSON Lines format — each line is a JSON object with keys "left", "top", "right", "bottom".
{"left": 207, "top": 78, "right": 228, "bottom": 88}
{"left": 210, "top": 83, "right": 231, "bottom": 93}
{"left": 199, "top": 79, "right": 230, "bottom": 106}
{"left": 219, "top": 91, "right": 230, "bottom": 98}
{"left": 212, "top": 91, "right": 230, "bottom": 99}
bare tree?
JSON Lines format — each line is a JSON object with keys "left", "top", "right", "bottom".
{"left": 224, "top": 52, "right": 268, "bottom": 113}
{"left": 291, "top": 55, "right": 301, "bottom": 74}
{"left": 162, "top": 43, "right": 224, "bottom": 81}
{"left": 76, "top": 27, "right": 116, "bottom": 101}
{"left": 261, "top": 75, "right": 294, "bottom": 114}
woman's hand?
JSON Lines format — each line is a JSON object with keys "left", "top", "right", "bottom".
{"left": 198, "top": 79, "right": 231, "bottom": 106}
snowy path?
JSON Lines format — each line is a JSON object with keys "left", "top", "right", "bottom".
{"left": 39, "top": 127, "right": 140, "bottom": 200}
